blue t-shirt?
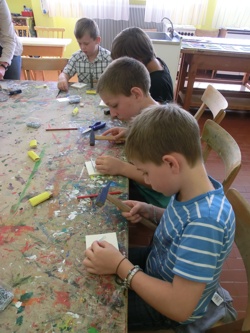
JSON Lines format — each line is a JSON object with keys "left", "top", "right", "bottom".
{"left": 146, "top": 177, "right": 235, "bottom": 324}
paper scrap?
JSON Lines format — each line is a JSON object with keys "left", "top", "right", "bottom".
{"left": 99, "top": 100, "right": 108, "bottom": 108}
{"left": 85, "top": 160, "right": 101, "bottom": 176}
{"left": 57, "top": 97, "right": 69, "bottom": 102}
{"left": 86, "top": 232, "right": 119, "bottom": 249}
{"left": 71, "top": 82, "right": 87, "bottom": 89}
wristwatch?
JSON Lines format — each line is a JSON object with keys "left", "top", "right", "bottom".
{"left": 0, "top": 64, "right": 8, "bottom": 70}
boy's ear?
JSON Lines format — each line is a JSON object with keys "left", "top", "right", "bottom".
{"left": 130, "top": 87, "right": 144, "bottom": 99}
{"left": 95, "top": 36, "right": 101, "bottom": 44}
{"left": 162, "top": 154, "right": 180, "bottom": 174}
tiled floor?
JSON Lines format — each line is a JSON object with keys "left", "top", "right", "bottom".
{"left": 21, "top": 71, "right": 249, "bottom": 320}
{"left": 129, "top": 109, "right": 250, "bottom": 320}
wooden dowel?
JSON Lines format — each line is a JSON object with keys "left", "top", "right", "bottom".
{"left": 107, "top": 194, "right": 157, "bottom": 230}
{"left": 46, "top": 127, "right": 78, "bottom": 131}
{"left": 95, "top": 135, "right": 125, "bottom": 141}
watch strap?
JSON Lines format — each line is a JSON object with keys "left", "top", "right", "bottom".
{"left": 0, "top": 64, "right": 8, "bottom": 70}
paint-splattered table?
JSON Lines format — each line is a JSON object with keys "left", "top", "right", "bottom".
{"left": 0, "top": 81, "right": 128, "bottom": 333}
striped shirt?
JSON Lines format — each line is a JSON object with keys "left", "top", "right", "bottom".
{"left": 146, "top": 177, "right": 235, "bottom": 324}
{"left": 63, "top": 46, "right": 112, "bottom": 83}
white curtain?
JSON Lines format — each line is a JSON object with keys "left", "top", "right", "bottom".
{"left": 45, "top": 0, "right": 129, "bottom": 20}
{"left": 144, "top": 0, "right": 208, "bottom": 26}
{"left": 212, "top": 0, "right": 250, "bottom": 28}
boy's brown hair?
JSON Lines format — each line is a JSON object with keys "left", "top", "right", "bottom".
{"left": 96, "top": 56, "right": 151, "bottom": 97}
{"left": 111, "top": 27, "right": 155, "bottom": 65}
{"left": 74, "top": 18, "right": 100, "bottom": 40}
{"left": 125, "top": 104, "right": 202, "bottom": 166}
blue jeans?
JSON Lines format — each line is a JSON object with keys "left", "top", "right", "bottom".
{"left": 128, "top": 247, "right": 180, "bottom": 331}
{"left": 0, "top": 46, "right": 22, "bottom": 80}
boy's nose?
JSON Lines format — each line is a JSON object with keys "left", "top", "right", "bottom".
{"left": 109, "top": 108, "right": 118, "bottom": 117}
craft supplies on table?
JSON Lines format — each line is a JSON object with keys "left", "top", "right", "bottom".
{"left": 0, "top": 80, "right": 128, "bottom": 333}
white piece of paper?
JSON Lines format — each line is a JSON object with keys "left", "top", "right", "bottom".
{"left": 85, "top": 232, "right": 119, "bottom": 249}
{"left": 57, "top": 97, "right": 69, "bottom": 102}
{"left": 85, "top": 160, "right": 101, "bottom": 176}
{"left": 71, "top": 82, "right": 87, "bottom": 89}
{"left": 99, "top": 100, "right": 108, "bottom": 108}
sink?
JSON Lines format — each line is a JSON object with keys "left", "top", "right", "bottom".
{"left": 146, "top": 31, "right": 172, "bottom": 41}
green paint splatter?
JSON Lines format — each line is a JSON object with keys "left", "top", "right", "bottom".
{"left": 16, "top": 315, "right": 23, "bottom": 326}
{"left": 88, "top": 328, "right": 99, "bottom": 333}
{"left": 12, "top": 275, "right": 33, "bottom": 287}
{"left": 20, "top": 292, "right": 33, "bottom": 302}
{"left": 17, "top": 306, "right": 25, "bottom": 314}
{"left": 10, "top": 148, "right": 46, "bottom": 213}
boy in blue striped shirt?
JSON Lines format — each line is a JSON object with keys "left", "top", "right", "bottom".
{"left": 84, "top": 103, "right": 236, "bottom": 331}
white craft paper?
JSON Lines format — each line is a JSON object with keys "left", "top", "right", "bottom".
{"left": 85, "top": 232, "right": 119, "bottom": 249}
{"left": 85, "top": 160, "right": 101, "bottom": 176}
{"left": 99, "top": 100, "right": 108, "bottom": 108}
{"left": 71, "top": 82, "right": 87, "bottom": 89}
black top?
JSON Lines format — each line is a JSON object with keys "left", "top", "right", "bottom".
{"left": 150, "top": 57, "right": 173, "bottom": 104}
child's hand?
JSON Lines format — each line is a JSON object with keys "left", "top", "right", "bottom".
{"left": 95, "top": 155, "right": 126, "bottom": 175}
{"left": 57, "top": 78, "right": 68, "bottom": 91}
{"left": 101, "top": 127, "right": 127, "bottom": 140}
{"left": 122, "top": 200, "right": 151, "bottom": 223}
{"left": 83, "top": 241, "right": 123, "bottom": 275}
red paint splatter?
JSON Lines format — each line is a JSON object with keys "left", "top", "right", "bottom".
{"left": 0, "top": 225, "right": 34, "bottom": 245}
{"left": 54, "top": 291, "right": 70, "bottom": 309}
{"left": 21, "top": 241, "right": 36, "bottom": 253}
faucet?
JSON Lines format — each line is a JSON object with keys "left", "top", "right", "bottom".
{"left": 161, "top": 17, "right": 174, "bottom": 39}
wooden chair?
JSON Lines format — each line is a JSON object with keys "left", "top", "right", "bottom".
{"left": 34, "top": 26, "right": 65, "bottom": 38}
{"left": 206, "top": 188, "right": 250, "bottom": 332}
{"left": 195, "top": 29, "right": 219, "bottom": 38}
{"left": 194, "top": 84, "right": 228, "bottom": 125}
{"left": 201, "top": 119, "right": 241, "bottom": 193}
{"left": 22, "top": 57, "right": 68, "bottom": 80}
{"left": 14, "top": 25, "right": 30, "bottom": 37}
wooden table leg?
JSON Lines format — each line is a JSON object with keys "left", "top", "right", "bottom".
{"left": 183, "top": 56, "right": 198, "bottom": 110}
{"left": 175, "top": 53, "right": 188, "bottom": 102}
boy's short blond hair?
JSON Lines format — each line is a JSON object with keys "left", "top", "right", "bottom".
{"left": 96, "top": 56, "right": 151, "bottom": 97}
{"left": 74, "top": 18, "right": 100, "bottom": 40}
{"left": 125, "top": 104, "right": 202, "bottom": 166}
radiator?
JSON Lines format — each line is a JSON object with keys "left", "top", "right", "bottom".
{"left": 174, "top": 25, "right": 196, "bottom": 36}
{"left": 95, "top": 6, "right": 162, "bottom": 51}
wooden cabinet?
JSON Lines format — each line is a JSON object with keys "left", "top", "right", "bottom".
{"left": 12, "top": 16, "right": 36, "bottom": 37}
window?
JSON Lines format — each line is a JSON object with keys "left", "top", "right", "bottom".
{"left": 45, "top": 0, "right": 129, "bottom": 20}
{"left": 213, "top": 0, "right": 250, "bottom": 28}
{"left": 144, "top": 0, "right": 208, "bottom": 25}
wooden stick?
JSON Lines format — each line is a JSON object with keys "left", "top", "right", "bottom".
{"left": 95, "top": 135, "right": 125, "bottom": 141}
{"left": 46, "top": 127, "right": 78, "bottom": 131}
{"left": 107, "top": 194, "right": 157, "bottom": 231}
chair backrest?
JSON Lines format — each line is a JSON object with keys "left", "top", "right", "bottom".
{"left": 206, "top": 188, "right": 250, "bottom": 333}
{"left": 194, "top": 84, "right": 228, "bottom": 124}
{"left": 22, "top": 57, "right": 68, "bottom": 80}
{"left": 195, "top": 29, "right": 219, "bottom": 37}
{"left": 14, "top": 25, "right": 30, "bottom": 37}
{"left": 34, "top": 26, "right": 65, "bottom": 38}
{"left": 201, "top": 119, "right": 241, "bottom": 193}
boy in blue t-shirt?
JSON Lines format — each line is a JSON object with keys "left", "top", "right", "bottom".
{"left": 84, "top": 104, "right": 236, "bottom": 331}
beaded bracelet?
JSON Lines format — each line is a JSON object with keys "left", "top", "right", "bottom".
{"left": 124, "top": 265, "right": 142, "bottom": 289}
{"left": 150, "top": 204, "right": 158, "bottom": 225}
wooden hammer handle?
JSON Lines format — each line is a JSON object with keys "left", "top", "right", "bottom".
{"left": 107, "top": 194, "right": 157, "bottom": 231}
{"left": 95, "top": 135, "right": 125, "bottom": 141}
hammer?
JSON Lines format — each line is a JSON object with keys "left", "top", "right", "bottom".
{"left": 95, "top": 182, "right": 157, "bottom": 230}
